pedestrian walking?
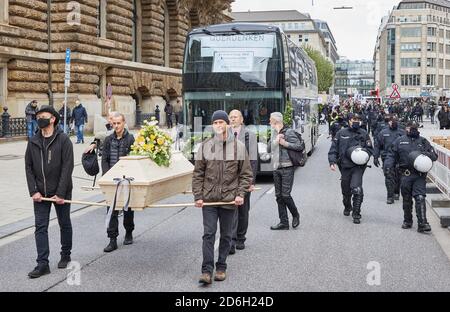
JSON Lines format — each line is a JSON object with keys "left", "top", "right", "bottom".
{"left": 25, "top": 100, "right": 39, "bottom": 139}
{"left": 25, "top": 105, "right": 74, "bottom": 278}
{"left": 101, "top": 113, "right": 135, "bottom": 253}
{"left": 71, "top": 100, "right": 88, "bottom": 143}
{"left": 384, "top": 122, "right": 438, "bottom": 233}
{"left": 228, "top": 110, "right": 258, "bottom": 254}
{"left": 164, "top": 100, "right": 173, "bottom": 129}
{"left": 268, "top": 112, "right": 304, "bottom": 230}
{"left": 192, "top": 110, "right": 253, "bottom": 285}
{"left": 438, "top": 105, "right": 450, "bottom": 129}
{"left": 328, "top": 114, "right": 374, "bottom": 224}
{"left": 58, "top": 102, "right": 71, "bottom": 133}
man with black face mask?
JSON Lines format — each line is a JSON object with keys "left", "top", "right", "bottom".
{"left": 328, "top": 114, "right": 374, "bottom": 224}
{"left": 373, "top": 115, "right": 405, "bottom": 204}
{"left": 385, "top": 122, "right": 438, "bottom": 233}
{"left": 24, "top": 105, "right": 74, "bottom": 278}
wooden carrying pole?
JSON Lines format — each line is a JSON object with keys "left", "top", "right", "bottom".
{"left": 41, "top": 198, "right": 236, "bottom": 208}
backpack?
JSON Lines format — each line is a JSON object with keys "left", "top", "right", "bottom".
{"left": 287, "top": 130, "right": 307, "bottom": 167}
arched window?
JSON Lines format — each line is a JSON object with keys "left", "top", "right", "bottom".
{"left": 164, "top": 3, "right": 170, "bottom": 67}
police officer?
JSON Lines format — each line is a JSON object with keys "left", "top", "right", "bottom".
{"left": 384, "top": 122, "right": 438, "bottom": 233}
{"left": 328, "top": 114, "right": 374, "bottom": 224}
{"left": 373, "top": 112, "right": 388, "bottom": 143}
{"left": 373, "top": 115, "right": 405, "bottom": 204}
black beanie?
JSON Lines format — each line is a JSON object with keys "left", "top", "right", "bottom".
{"left": 211, "top": 110, "right": 229, "bottom": 124}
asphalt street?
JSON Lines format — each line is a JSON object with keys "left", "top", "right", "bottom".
{"left": 1, "top": 130, "right": 450, "bottom": 292}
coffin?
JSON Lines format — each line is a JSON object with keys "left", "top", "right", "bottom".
{"left": 98, "top": 151, "right": 194, "bottom": 210}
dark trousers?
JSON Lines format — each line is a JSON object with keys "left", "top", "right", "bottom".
{"left": 34, "top": 201, "right": 72, "bottom": 266}
{"left": 232, "top": 192, "right": 251, "bottom": 247}
{"left": 400, "top": 172, "right": 427, "bottom": 223}
{"left": 166, "top": 113, "right": 173, "bottom": 128}
{"left": 383, "top": 160, "right": 401, "bottom": 198}
{"left": 202, "top": 206, "right": 236, "bottom": 274}
{"left": 106, "top": 207, "right": 135, "bottom": 239}
{"left": 273, "top": 167, "right": 299, "bottom": 225}
{"left": 340, "top": 166, "right": 365, "bottom": 216}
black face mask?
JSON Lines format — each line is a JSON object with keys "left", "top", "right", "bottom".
{"left": 351, "top": 122, "right": 361, "bottom": 130}
{"left": 37, "top": 118, "right": 51, "bottom": 129}
{"left": 106, "top": 124, "right": 113, "bottom": 131}
{"left": 408, "top": 128, "right": 420, "bottom": 138}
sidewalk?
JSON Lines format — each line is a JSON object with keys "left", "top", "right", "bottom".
{"left": 0, "top": 135, "right": 104, "bottom": 238}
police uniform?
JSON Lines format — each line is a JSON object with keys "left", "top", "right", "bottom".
{"left": 328, "top": 124, "right": 374, "bottom": 223}
{"left": 374, "top": 125, "right": 405, "bottom": 203}
{"left": 329, "top": 118, "right": 347, "bottom": 139}
{"left": 384, "top": 132, "right": 438, "bottom": 232}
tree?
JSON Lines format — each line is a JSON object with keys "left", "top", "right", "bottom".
{"left": 303, "top": 45, "right": 334, "bottom": 93}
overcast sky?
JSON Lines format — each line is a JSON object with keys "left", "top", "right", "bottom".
{"left": 232, "top": 0, "right": 401, "bottom": 61}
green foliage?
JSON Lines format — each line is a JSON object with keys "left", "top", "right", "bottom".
{"left": 303, "top": 45, "right": 334, "bottom": 93}
{"left": 283, "top": 100, "right": 293, "bottom": 127}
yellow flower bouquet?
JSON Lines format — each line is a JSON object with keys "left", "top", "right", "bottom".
{"left": 130, "top": 117, "right": 174, "bottom": 167}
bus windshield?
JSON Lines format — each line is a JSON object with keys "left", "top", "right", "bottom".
{"left": 183, "top": 32, "right": 283, "bottom": 91}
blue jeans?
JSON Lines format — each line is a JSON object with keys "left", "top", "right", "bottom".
{"left": 76, "top": 124, "right": 84, "bottom": 142}
{"left": 27, "top": 120, "right": 37, "bottom": 138}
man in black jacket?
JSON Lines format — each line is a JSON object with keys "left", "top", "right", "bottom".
{"left": 328, "top": 114, "right": 374, "bottom": 224}
{"left": 373, "top": 115, "right": 405, "bottom": 204}
{"left": 228, "top": 110, "right": 258, "bottom": 253}
{"left": 101, "top": 113, "right": 135, "bottom": 252}
{"left": 384, "top": 122, "right": 438, "bottom": 233}
{"left": 25, "top": 105, "right": 74, "bottom": 278}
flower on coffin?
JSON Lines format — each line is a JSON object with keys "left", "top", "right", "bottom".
{"left": 131, "top": 117, "right": 173, "bottom": 167}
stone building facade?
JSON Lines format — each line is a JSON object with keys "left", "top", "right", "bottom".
{"left": 0, "top": 0, "right": 233, "bottom": 129}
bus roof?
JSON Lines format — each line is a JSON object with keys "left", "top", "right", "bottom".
{"left": 188, "top": 23, "right": 282, "bottom": 36}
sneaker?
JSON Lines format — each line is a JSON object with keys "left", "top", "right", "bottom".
{"left": 199, "top": 273, "right": 212, "bottom": 285}
{"left": 418, "top": 223, "right": 432, "bottom": 233}
{"left": 28, "top": 265, "right": 50, "bottom": 279}
{"left": 402, "top": 222, "right": 412, "bottom": 229}
{"left": 292, "top": 215, "right": 300, "bottom": 228}
{"left": 57, "top": 255, "right": 71, "bottom": 269}
{"left": 353, "top": 218, "right": 361, "bottom": 224}
{"left": 270, "top": 223, "right": 289, "bottom": 230}
{"left": 214, "top": 271, "right": 226, "bottom": 282}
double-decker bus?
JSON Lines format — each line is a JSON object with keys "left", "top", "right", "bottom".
{"left": 181, "top": 23, "right": 319, "bottom": 173}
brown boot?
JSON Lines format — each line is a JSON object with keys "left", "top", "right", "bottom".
{"left": 214, "top": 271, "right": 226, "bottom": 281}
{"left": 198, "top": 273, "right": 212, "bottom": 285}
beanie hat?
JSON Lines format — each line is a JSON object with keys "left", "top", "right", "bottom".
{"left": 211, "top": 110, "right": 229, "bottom": 124}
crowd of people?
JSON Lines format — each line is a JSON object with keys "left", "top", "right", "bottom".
{"left": 23, "top": 96, "right": 441, "bottom": 286}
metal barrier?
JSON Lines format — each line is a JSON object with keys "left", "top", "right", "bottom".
{"left": 429, "top": 142, "right": 450, "bottom": 199}
{"left": 1, "top": 107, "right": 27, "bottom": 138}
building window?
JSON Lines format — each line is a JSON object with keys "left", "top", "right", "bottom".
{"left": 427, "top": 74, "right": 436, "bottom": 85}
{"left": 427, "top": 42, "right": 436, "bottom": 52}
{"left": 288, "top": 23, "right": 292, "bottom": 29}
{"left": 440, "top": 43, "right": 444, "bottom": 53}
{"left": 428, "top": 27, "right": 437, "bottom": 36}
{"left": 299, "top": 35, "right": 303, "bottom": 42}
{"left": 400, "top": 27, "right": 422, "bottom": 37}
{"left": 446, "top": 76, "right": 450, "bottom": 88}
{"left": 439, "top": 75, "right": 444, "bottom": 87}
{"left": 401, "top": 58, "right": 421, "bottom": 67}
{"left": 0, "top": 0, "right": 8, "bottom": 24}
{"left": 401, "top": 74, "right": 421, "bottom": 86}
{"left": 446, "top": 60, "right": 450, "bottom": 68}
{"left": 427, "top": 58, "right": 436, "bottom": 67}
{"left": 401, "top": 43, "right": 421, "bottom": 51}
{"left": 440, "top": 29, "right": 445, "bottom": 37}
{"left": 440, "top": 58, "right": 444, "bottom": 68}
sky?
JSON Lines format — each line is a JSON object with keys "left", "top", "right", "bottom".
{"left": 231, "top": 0, "right": 401, "bottom": 61}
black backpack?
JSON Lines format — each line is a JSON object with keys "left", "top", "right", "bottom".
{"left": 287, "top": 131, "right": 307, "bottom": 167}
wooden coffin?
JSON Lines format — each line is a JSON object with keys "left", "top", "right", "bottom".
{"left": 98, "top": 151, "right": 194, "bottom": 210}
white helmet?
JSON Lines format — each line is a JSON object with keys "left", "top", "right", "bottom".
{"left": 410, "top": 152, "right": 433, "bottom": 173}
{"left": 349, "top": 147, "right": 370, "bottom": 165}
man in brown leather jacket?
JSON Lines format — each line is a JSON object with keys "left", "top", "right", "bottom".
{"left": 192, "top": 110, "right": 253, "bottom": 285}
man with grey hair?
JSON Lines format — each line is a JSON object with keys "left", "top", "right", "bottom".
{"left": 269, "top": 112, "right": 303, "bottom": 230}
